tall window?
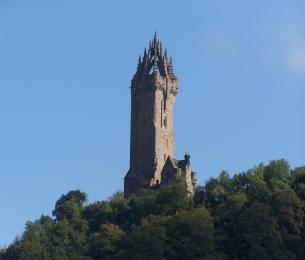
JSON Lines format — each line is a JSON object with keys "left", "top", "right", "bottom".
{"left": 161, "top": 100, "right": 163, "bottom": 127}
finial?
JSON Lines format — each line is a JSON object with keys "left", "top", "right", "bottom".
{"left": 160, "top": 41, "right": 163, "bottom": 54}
{"left": 144, "top": 48, "right": 147, "bottom": 57}
{"left": 138, "top": 55, "right": 141, "bottom": 64}
{"left": 154, "top": 31, "right": 157, "bottom": 42}
{"left": 169, "top": 56, "right": 172, "bottom": 64}
{"left": 164, "top": 48, "right": 167, "bottom": 58}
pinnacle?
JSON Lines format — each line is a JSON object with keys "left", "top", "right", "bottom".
{"left": 154, "top": 31, "right": 157, "bottom": 42}
{"left": 149, "top": 31, "right": 163, "bottom": 57}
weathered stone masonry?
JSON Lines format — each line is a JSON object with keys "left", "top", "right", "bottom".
{"left": 124, "top": 33, "right": 197, "bottom": 197}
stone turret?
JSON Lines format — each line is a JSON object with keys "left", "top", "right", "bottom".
{"left": 124, "top": 32, "right": 196, "bottom": 197}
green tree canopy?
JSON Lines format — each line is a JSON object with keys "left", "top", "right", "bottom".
{"left": 2, "top": 160, "right": 305, "bottom": 260}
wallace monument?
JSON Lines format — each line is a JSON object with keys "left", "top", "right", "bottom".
{"left": 124, "top": 33, "right": 197, "bottom": 197}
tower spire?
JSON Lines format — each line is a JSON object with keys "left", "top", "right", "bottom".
{"left": 144, "top": 47, "right": 147, "bottom": 58}
{"left": 133, "top": 32, "right": 177, "bottom": 80}
{"left": 154, "top": 31, "right": 157, "bottom": 42}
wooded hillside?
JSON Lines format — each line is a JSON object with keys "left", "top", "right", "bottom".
{"left": 1, "top": 159, "right": 305, "bottom": 260}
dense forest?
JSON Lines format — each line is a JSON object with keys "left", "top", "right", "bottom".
{"left": 1, "top": 159, "right": 305, "bottom": 260}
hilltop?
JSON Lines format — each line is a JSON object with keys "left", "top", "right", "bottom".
{"left": 1, "top": 159, "right": 305, "bottom": 260}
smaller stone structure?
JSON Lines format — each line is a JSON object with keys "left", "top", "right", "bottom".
{"left": 161, "top": 153, "right": 197, "bottom": 194}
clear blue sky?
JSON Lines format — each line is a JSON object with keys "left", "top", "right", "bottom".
{"left": 0, "top": 0, "right": 304, "bottom": 246}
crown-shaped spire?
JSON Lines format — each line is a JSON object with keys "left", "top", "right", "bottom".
{"left": 133, "top": 32, "right": 177, "bottom": 80}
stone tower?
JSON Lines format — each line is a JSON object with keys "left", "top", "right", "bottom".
{"left": 124, "top": 33, "right": 196, "bottom": 197}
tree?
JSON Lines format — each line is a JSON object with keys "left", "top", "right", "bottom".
{"left": 155, "top": 176, "right": 193, "bottom": 215}
{"left": 230, "top": 202, "right": 284, "bottom": 259}
{"left": 271, "top": 189, "right": 305, "bottom": 253}
{"left": 290, "top": 166, "right": 305, "bottom": 201}
{"left": 88, "top": 223, "right": 125, "bottom": 259}
{"left": 53, "top": 190, "right": 87, "bottom": 221}
{"left": 204, "top": 174, "right": 228, "bottom": 212}
{"left": 82, "top": 201, "right": 113, "bottom": 232}
{"left": 1, "top": 218, "right": 52, "bottom": 260}
{"left": 166, "top": 208, "right": 222, "bottom": 260}
{"left": 124, "top": 216, "right": 169, "bottom": 260}
{"left": 264, "top": 160, "right": 290, "bottom": 191}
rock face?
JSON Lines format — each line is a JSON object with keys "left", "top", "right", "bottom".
{"left": 124, "top": 33, "right": 196, "bottom": 197}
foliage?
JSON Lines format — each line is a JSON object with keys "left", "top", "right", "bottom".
{"left": 2, "top": 160, "right": 305, "bottom": 259}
